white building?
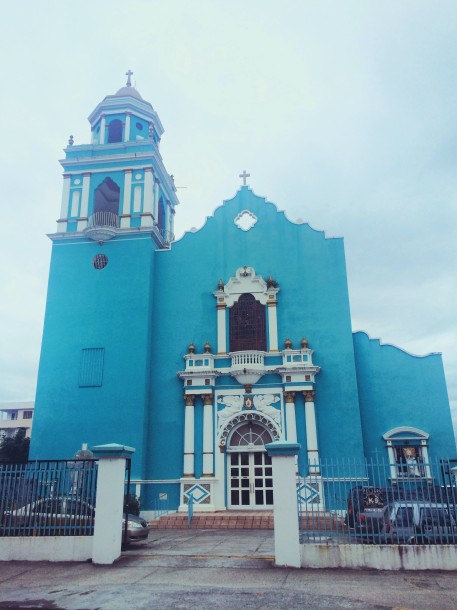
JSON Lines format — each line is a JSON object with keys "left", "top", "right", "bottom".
{"left": 0, "top": 402, "right": 34, "bottom": 439}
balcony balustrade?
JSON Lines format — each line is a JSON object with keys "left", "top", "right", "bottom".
{"left": 84, "top": 212, "right": 119, "bottom": 242}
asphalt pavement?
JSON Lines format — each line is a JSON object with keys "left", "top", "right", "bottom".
{"left": 1, "top": 529, "right": 456, "bottom": 610}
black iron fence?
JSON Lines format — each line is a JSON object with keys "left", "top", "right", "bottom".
{"left": 299, "top": 457, "right": 457, "bottom": 545}
{"left": 0, "top": 460, "right": 98, "bottom": 537}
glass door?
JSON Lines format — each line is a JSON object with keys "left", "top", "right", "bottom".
{"left": 228, "top": 451, "right": 273, "bottom": 508}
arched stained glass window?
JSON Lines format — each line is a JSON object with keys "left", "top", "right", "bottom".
{"left": 228, "top": 422, "right": 273, "bottom": 449}
{"left": 229, "top": 293, "right": 266, "bottom": 351}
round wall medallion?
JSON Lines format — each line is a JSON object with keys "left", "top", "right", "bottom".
{"left": 134, "top": 173, "right": 142, "bottom": 180}
{"left": 93, "top": 253, "right": 108, "bottom": 270}
{"left": 73, "top": 178, "right": 81, "bottom": 185}
{"left": 136, "top": 122, "right": 143, "bottom": 130}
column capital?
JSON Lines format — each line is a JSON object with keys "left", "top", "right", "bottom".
{"left": 63, "top": 173, "right": 72, "bottom": 179}
{"left": 124, "top": 169, "right": 133, "bottom": 175}
{"left": 184, "top": 395, "right": 195, "bottom": 406}
{"left": 201, "top": 394, "right": 213, "bottom": 405}
{"left": 283, "top": 391, "right": 296, "bottom": 403}
{"left": 303, "top": 390, "right": 315, "bottom": 403}
{"left": 144, "top": 167, "right": 154, "bottom": 174}
{"left": 82, "top": 172, "right": 91, "bottom": 177}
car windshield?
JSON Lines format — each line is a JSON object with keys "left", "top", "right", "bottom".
{"left": 394, "top": 506, "right": 413, "bottom": 526}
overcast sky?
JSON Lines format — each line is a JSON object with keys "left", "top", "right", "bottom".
{"left": 1, "top": 1, "right": 456, "bottom": 438}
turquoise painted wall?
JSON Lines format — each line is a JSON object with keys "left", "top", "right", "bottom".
{"left": 353, "top": 331, "right": 457, "bottom": 459}
{"left": 146, "top": 187, "right": 366, "bottom": 481}
{"left": 30, "top": 234, "right": 156, "bottom": 479}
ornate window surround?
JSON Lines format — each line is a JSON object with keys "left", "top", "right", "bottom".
{"left": 383, "top": 426, "right": 431, "bottom": 480}
{"left": 218, "top": 411, "right": 281, "bottom": 452}
{"left": 213, "top": 266, "right": 279, "bottom": 353}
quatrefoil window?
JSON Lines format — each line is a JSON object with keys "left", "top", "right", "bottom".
{"left": 234, "top": 210, "right": 258, "bottom": 231}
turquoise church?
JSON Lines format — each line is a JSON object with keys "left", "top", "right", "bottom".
{"left": 30, "top": 75, "right": 456, "bottom": 514}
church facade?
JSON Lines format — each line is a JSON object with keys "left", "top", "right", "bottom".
{"left": 30, "top": 77, "right": 456, "bottom": 514}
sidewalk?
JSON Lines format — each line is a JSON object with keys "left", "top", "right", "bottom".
{"left": 1, "top": 530, "right": 456, "bottom": 610}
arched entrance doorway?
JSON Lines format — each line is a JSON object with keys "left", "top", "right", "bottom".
{"left": 227, "top": 421, "right": 274, "bottom": 509}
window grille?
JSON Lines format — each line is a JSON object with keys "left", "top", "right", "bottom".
{"left": 229, "top": 293, "right": 266, "bottom": 351}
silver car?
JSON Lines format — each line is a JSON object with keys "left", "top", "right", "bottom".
{"left": 383, "top": 501, "right": 457, "bottom": 544}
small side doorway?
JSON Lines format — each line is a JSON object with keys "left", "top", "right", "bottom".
{"left": 227, "top": 421, "right": 274, "bottom": 509}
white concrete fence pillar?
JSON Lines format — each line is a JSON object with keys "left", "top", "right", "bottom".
{"left": 265, "top": 441, "right": 301, "bottom": 568}
{"left": 91, "top": 443, "right": 135, "bottom": 565}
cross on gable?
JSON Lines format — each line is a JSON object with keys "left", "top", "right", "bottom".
{"left": 239, "top": 170, "right": 250, "bottom": 185}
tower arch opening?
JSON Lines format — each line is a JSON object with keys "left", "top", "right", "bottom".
{"left": 93, "top": 178, "right": 120, "bottom": 216}
{"left": 107, "top": 119, "right": 123, "bottom": 143}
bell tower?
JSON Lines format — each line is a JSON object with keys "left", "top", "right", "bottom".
{"left": 30, "top": 74, "right": 179, "bottom": 477}
{"left": 57, "top": 70, "right": 178, "bottom": 243}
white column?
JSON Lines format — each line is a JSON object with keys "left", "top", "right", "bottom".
{"left": 183, "top": 395, "right": 195, "bottom": 476}
{"left": 124, "top": 112, "right": 131, "bottom": 141}
{"left": 99, "top": 115, "right": 106, "bottom": 144}
{"left": 141, "top": 168, "right": 154, "bottom": 227}
{"left": 267, "top": 299, "right": 279, "bottom": 351}
{"left": 386, "top": 440, "right": 397, "bottom": 480}
{"left": 60, "top": 174, "right": 71, "bottom": 218}
{"left": 121, "top": 170, "right": 132, "bottom": 228}
{"left": 303, "top": 390, "right": 320, "bottom": 473}
{"left": 284, "top": 392, "right": 297, "bottom": 442}
{"left": 91, "top": 443, "right": 134, "bottom": 565}
{"left": 266, "top": 441, "right": 301, "bottom": 568}
{"left": 202, "top": 394, "right": 214, "bottom": 476}
{"left": 77, "top": 172, "right": 91, "bottom": 231}
{"left": 217, "top": 304, "right": 227, "bottom": 353}
{"left": 153, "top": 179, "right": 159, "bottom": 221}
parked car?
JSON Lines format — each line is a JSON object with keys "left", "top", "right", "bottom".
{"left": 382, "top": 501, "right": 457, "bottom": 545}
{"left": 353, "top": 508, "right": 387, "bottom": 542}
{"left": 345, "top": 487, "right": 387, "bottom": 528}
{"left": 122, "top": 513, "right": 149, "bottom": 544}
{"left": 344, "top": 484, "right": 452, "bottom": 530}
{"left": 2, "top": 497, "right": 150, "bottom": 544}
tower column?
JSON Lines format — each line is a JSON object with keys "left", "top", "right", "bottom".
{"left": 77, "top": 173, "right": 91, "bottom": 232}
{"left": 183, "top": 395, "right": 195, "bottom": 477}
{"left": 153, "top": 178, "right": 159, "bottom": 221}
{"left": 124, "top": 112, "right": 131, "bottom": 141}
{"left": 303, "top": 390, "right": 320, "bottom": 473}
{"left": 99, "top": 115, "right": 106, "bottom": 144}
{"left": 121, "top": 170, "right": 132, "bottom": 228}
{"left": 58, "top": 174, "right": 71, "bottom": 231}
{"left": 202, "top": 393, "right": 214, "bottom": 476}
{"left": 57, "top": 174, "right": 71, "bottom": 231}
{"left": 141, "top": 168, "right": 154, "bottom": 228}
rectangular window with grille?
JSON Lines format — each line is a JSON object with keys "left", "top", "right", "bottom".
{"left": 79, "top": 348, "right": 105, "bottom": 387}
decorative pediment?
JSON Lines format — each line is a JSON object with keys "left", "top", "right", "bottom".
{"left": 214, "top": 266, "right": 278, "bottom": 307}
{"left": 382, "top": 426, "right": 429, "bottom": 441}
